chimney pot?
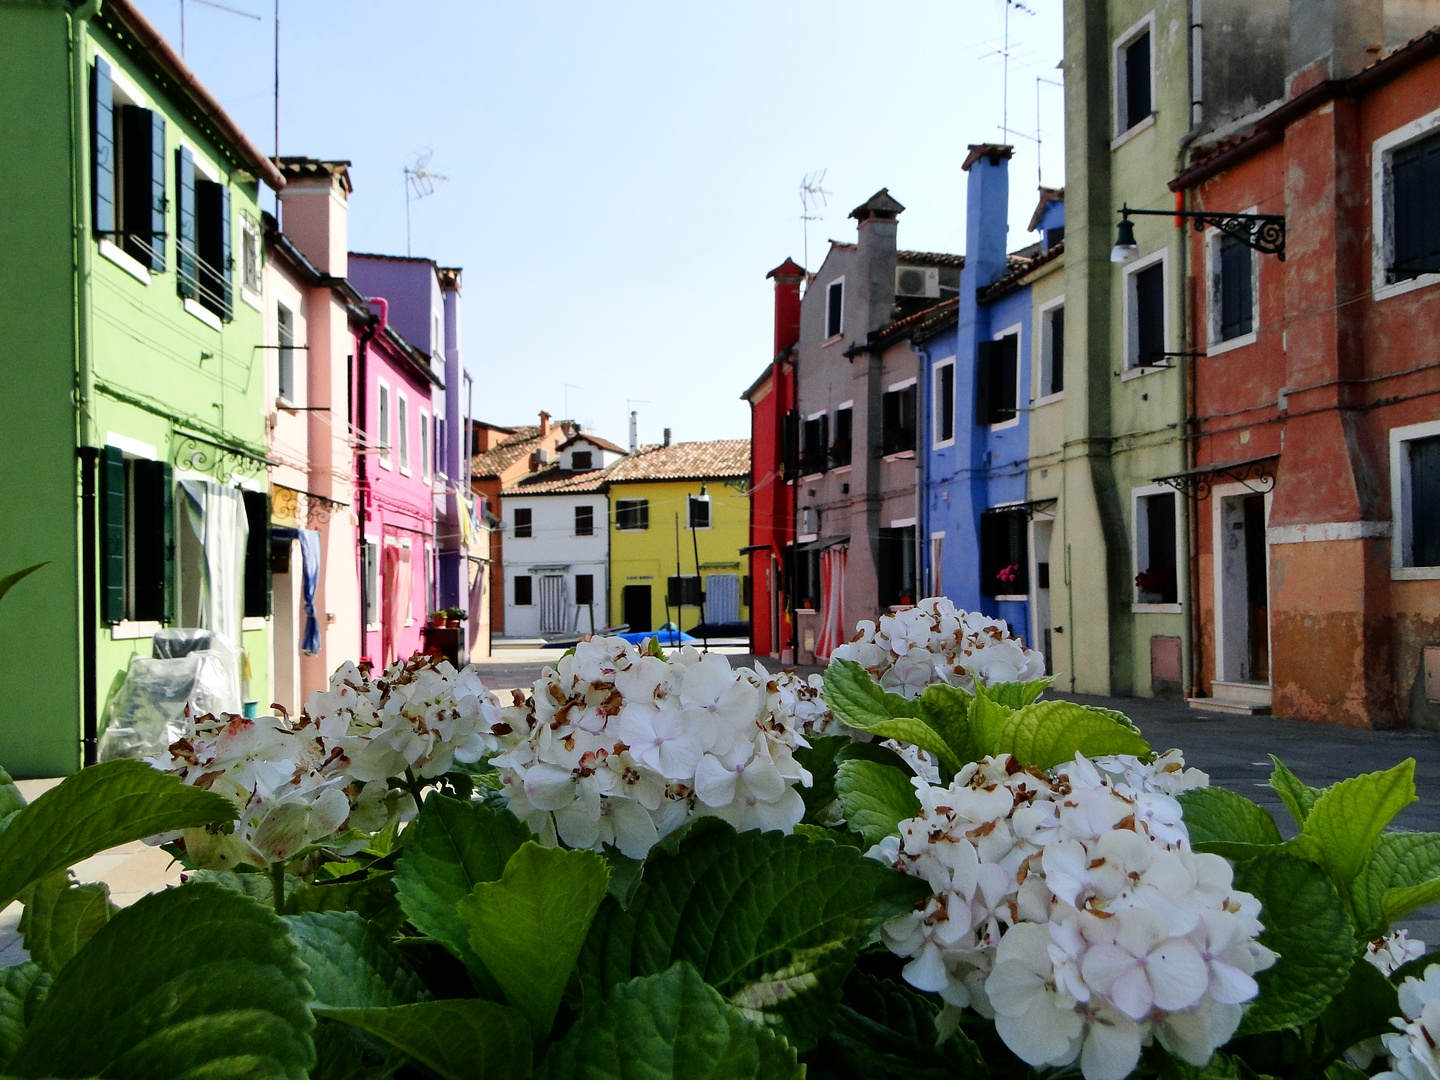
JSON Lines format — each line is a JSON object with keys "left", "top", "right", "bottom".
{"left": 663, "top": 428, "right": 672, "bottom": 447}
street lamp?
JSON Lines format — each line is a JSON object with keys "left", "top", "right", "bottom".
{"left": 1111, "top": 204, "right": 1287, "bottom": 262}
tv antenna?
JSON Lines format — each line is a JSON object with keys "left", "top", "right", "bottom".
{"left": 178, "top": 0, "right": 260, "bottom": 59}
{"left": 1034, "top": 74, "right": 1063, "bottom": 188}
{"left": 799, "top": 169, "right": 829, "bottom": 289}
{"left": 404, "top": 148, "right": 449, "bottom": 256}
{"left": 981, "top": 0, "right": 1037, "bottom": 153}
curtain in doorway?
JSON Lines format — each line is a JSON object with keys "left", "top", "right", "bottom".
{"left": 382, "top": 544, "right": 411, "bottom": 663}
{"left": 179, "top": 479, "right": 248, "bottom": 648}
{"left": 271, "top": 526, "right": 321, "bottom": 656}
{"left": 814, "top": 546, "right": 847, "bottom": 660}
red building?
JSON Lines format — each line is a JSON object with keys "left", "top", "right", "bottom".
{"left": 1173, "top": 24, "right": 1440, "bottom": 727}
{"left": 742, "top": 259, "right": 803, "bottom": 660}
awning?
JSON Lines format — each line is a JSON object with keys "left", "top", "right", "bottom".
{"left": 982, "top": 498, "right": 1057, "bottom": 517}
{"left": 739, "top": 543, "right": 772, "bottom": 554}
{"left": 1153, "top": 455, "right": 1278, "bottom": 499}
{"left": 795, "top": 535, "right": 850, "bottom": 553}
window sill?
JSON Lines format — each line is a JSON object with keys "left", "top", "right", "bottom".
{"left": 1207, "top": 331, "right": 1258, "bottom": 356}
{"left": 400, "top": 466, "right": 412, "bottom": 477}
{"left": 1375, "top": 273, "right": 1440, "bottom": 303}
{"left": 1120, "top": 365, "right": 1169, "bottom": 382}
{"left": 822, "top": 334, "right": 843, "bottom": 348}
{"left": 1110, "top": 112, "right": 1156, "bottom": 150}
{"left": 796, "top": 607, "right": 818, "bottom": 614}
{"left": 241, "top": 286, "right": 263, "bottom": 312}
{"left": 98, "top": 239, "right": 152, "bottom": 284}
{"left": 933, "top": 437, "right": 956, "bottom": 450}
{"left": 184, "top": 298, "right": 223, "bottom": 331}
{"left": 989, "top": 418, "right": 1020, "bottom": 432}
{"left": 242, "top": 616, "right": 267, "bottom": 631}
{"left": 831, "top": 464, "right": 852, "bottom": 475}
{"left": 800, "top": 472, "right": 826, "bottom": 482}
{"left": 995, "top": 594, "right": 1028, "bottom": 603}
{"left": 1032, "top": 391, "right": 1065, "bottom": 408}
{"left": 882, "top": 450, "right": 917, "bottom": 462}
{"left": 1392, "top": 566, "right": 1440, "bottom": 581}
{"left": 1132, "top": 602, "right": 1182, "bottom": 614}
{"left": 377, "top": 458, "right": 392, "bottom": 471}
{"left": 110, "top": 619, "right": 162, "bottom": 641}
{"left": 796, "top": 533, "right": 818, "bottom": 544}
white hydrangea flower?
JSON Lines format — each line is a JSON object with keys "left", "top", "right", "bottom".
{"left": 493, "top": 636, "right": 813, "bottom": 859}
{"left": 1369, "top": 930, "right": 1427, "bottom": 976}
{"left": 1376, "top": 964, "right": 1440, "bottom": 1080}
{"left": 869, "top": 750, "right": 1273, "bottom": 1080}
{"left": 830, "top": 596, "right": 1045, "bottom": 698}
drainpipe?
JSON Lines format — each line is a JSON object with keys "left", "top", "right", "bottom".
{"left": 355, "top": 298, "right": 386, "bottom": 659}
{"left": 914, "top": 342, "right": 929, "bottom": 597}
{"left": 71, "top": 0, "right": 101, "bottom": 768}
{"left": 1179, "top": 0, "right": 1205, "bottom": 698}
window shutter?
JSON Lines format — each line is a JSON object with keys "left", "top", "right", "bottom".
{"left": 99, "top": 446, "right": 125, "bottom": 623}
{"left": 1412, "top": 437, "right": 1440, "bottom": 567}
{"left": 996, "top": 335, "right": 1018, "bottom": 420}
{"left": 819, "top": 413, "right": 829, "bottom": 459}
{"left": 176, "top": 147, "right": 196, "bottom": 298}
{"left": 91, "top": 59, "right": 116, "bottom": 235}
{"left": 975, "top": 341, "right": 995, "bottom": 425}
{"left": 149, "top": 111, "right": 167, "bottom": 271}
{"left": 1007, "top": 512, "right": 1030, "bottom": 592}
{"left": 1050, "top": 308, "right": 1065, "bottom": 394}
{"left": 161, "top": 461, "right": 175, "bottom": 622}
{"left": 219, "top": 183, "right": 233, "bottom": 317}
{"left": 639, "top": 499, "right": 649, "bottom": 530}
{"left": 129, "top": 459, "right": 168, "bottom": 621}
{"left": 1393, "top": 133, "right": 1440, "bottom": 281}
{"left": 243, "top": 490, "right": 272, "bottom": 618}
{"left": 782, "top": 409, "right": 800, "bottom": 479}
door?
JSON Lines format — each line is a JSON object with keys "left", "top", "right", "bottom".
{"left": 1216, "top": 491, "right": 1271, "bottom": 683}
{"left": 1243, "top": 495, "right": 1269, "bottom": 682}
{"left": 539, "top": 574, "right": 568, "bottom": 634}
{"left": 1031, "top": 518, "right": 1053, "bottom": 675}
{"left": 272, "top": 537, "right": 300, "bottom": 716}
{"left": 707, "top": 573, "right": 740, "bottom": 624}
{"left": 622, "top": 585, "right": 652, "bottom": 632}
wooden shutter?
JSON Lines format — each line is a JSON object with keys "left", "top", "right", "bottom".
{"left": 995, "top": 336, "right": 1018, "bottom": 420}
{"left": 176, "top": 147, "right": 196, "bottom": 298}
{"left": 161, "top": 461, "right": 175, "bottom": 621}
{"left": 938, "top": 363, "right": 955, "bottom": 441}
{"left": 99, "top": 445, "right": 125, "bottom": 623}
{"left": 1393, "top": 133, "right": 1440, "bottom": 281}
{"left": 638, "top": 499, "right": 649, "bottom": 530}
{"left": 218, "top": 183, "right": 233, "bottom": 316}
{"left": 243, "top": 490, "right": 272, "bottom": 618}
{"left": 91, "top": 59, "right": 115, "bottom": 235}
{"left": 975, "top": 341, "right": 995, "bottom": 425}
{"left": 1006, "top": 512, "right": 1030, "bottom": 592}
{"left": 129, "top": 459, "right": 168, "bottom": 621}
{"left": 149, "top": 111, "right": 167, "bottom": 271}
{"left": 782, "top": 409, "right": 800, "bottom": 478}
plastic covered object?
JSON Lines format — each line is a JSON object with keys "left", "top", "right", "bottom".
{"left": 98, "top": 632, "right": 242, "bottom": 762}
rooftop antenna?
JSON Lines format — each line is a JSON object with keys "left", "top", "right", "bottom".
{"left": 177, "top": 0, "right": 260, "bottom": 59}
{"left": 982, "top": 0, "right": 1036, "bottom": 152}
{"left": 404, "top": 148, "right": 449, "bottom": 257}
{"left": 799, "top": 169, "right": 829, "bottom": 290}
{"left": 1035, "top": 74, "right": 1063, "bottom": 189}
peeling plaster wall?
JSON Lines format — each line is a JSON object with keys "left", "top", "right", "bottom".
{"left": 1202, "top": 0, "right": 1290, "bottom": 133}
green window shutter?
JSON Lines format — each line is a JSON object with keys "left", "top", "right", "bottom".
{"left": 242, "top": 490, "right": 271, "bottom": 618}
{"left": 99, "top": 446, "right": 126, "bottom": 623}
{"left": 149, "top": 112, "right": 167, "bottom": 271}
{"left": 218, "top": 184, "right": 232, "bottom": 317}
{"left": 91, "top": 58, "right": 115, "bottom": 235}
{"left": 175, "top": 147, "right": 196, "bottom": 299}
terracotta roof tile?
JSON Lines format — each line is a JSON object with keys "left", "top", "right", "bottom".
{"left": 470, "top": 426, "right": 545, "bottom": 479}
{"left": 502, "top": 467, "right": 610, "bottom": 496}
{"left": 558, "top": 431, "right": 627, "bottom": 455}
{"left": 606, "top": 439, "right": 750, "bottom": 482}
{"left": 897, "top": 250, "right": 965, "bottom": 269}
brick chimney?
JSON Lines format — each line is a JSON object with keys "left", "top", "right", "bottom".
{"left": 849, "top": 189, "right": 905, "bottom": 335}
{"left": 275, "top": 157, "right": 351, "bottom": 277}
{"left": 766, "top": 258, "right": 805, "bottom": 356}
{"left": 538, "top": 410, "right": 551, "bottom": 436}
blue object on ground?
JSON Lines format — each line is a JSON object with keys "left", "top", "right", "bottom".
{"left": 616, "top": 629, "right": 698, "bottom": 647}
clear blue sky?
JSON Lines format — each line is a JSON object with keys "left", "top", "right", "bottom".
{"left": 135, "top": 0, "right": 1065, "bottom": 447}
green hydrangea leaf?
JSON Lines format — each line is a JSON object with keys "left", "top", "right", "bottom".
{"left": 9, "top": 881, "right": 315, "bottom": 1079}
{"left": 863, "top": 718, "right": 962, "bottom": 778}
{"left": 807, "top": 972, "right": 985, "bottom": 1079}
{"left": 1232, "top": 852, "right": 1355, "bottom": 1035}
{"left": 458, "top": 843, "right": 609, "bottom": 1039}
{"left": 0, "top": 769, "right": 28, "bottom": 826}
{"left": 822, "top": 660, "right": 915, "bottom": 731}
{"left": 392, "top": 793, "right": 532, "bottom": 990}
{"left": 579, "top": 822, "right": 930, "bottom": 1051}
{"left": 968, "top": 690, "right": 1014, "bottom": 758}
{"left": 983, "top": 678, "right": 1053, "bottom": 708}
{"left": 1268, "top": 756, "right": 1323, "bottom": 826}
{"left": 17, "top": 872, "right": 112, "bottom": 977}
{"left": 0, "top": 964, "right": 49, "bottom": 1071}
{"left": 793, "top": 824, "right": 863, "bottom": 848}
{"left": 1324, "top": 1063, "right": 1371, "bottom": 1080}
{"left": 1318, "top": 954, "right": 1399, "bottom": 1055}
{"left": 290, "top": 870, "right": 406, "bottom": 937}
{"left": 321, "top": 999, "right": 531, "bottom": 1080}
{"left": 0, "top": 760, "right": 235, "bottom": 911}
{"left": 286, "top": 910, "right": 428, "bottom": 1011}
{"left": 796, "top": 739, "right": 915, "bottom": 827}
{"left": 1178, "top": 788, "right": 1283, "bottom": 861}
{"left": 994, "top": 700, "right": 1151, "bottom": 770}
{"left": 914, "top": 683, "right": 977, "bottom": 764}
{"left": 539, "top": 963, "right": 801, "bottom": 1080}
{"left": 834, "top": 760, "right": 921, "bottom": 848}
{"left": 1350, "top": 831, "right": 1440, "bottom": 937}
{"left": 1292, "top": 759, "right": 1417, "bottom": 888}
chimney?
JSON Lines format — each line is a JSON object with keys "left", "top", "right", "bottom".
{"left": 275, "top": 158, "right": 351, "bottom": 277}
{"left": 962, "top": 145, "right": 1014, "bottom": 289}
{"left": 629, "top": 410, "right": 638, "bottom": 453}
{"left": 1289, "top": 0, "right": 1384, "bottom": 88}
{"left": 538, "top": 410, "right": 550, "bottom": 436}
{"left": 663, "top": 428, "right": 672, "bottom": 447}
{"left": 849, "top": 189, "right": 905, "bottom": 335}
{"left": 766, "top": 258, "right": 805, "bottom": 356}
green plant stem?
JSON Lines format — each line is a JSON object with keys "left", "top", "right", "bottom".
{"left": 270, "top": 861, "right": 286, "bottom": 917}
{"left": 404, "top": 767, "right": 425, "bottom": 813}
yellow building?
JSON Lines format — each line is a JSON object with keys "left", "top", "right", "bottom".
{"left": 606, "top": 439, "right": 751, "bottom": 634}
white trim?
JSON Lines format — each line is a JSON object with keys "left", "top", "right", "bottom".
{"left": 242, "top": 615, "right": 267, "bottom": 631}
{"left": 1132, "top": 603, "right": 1182, "bottom": 614}
{"left": 1390, "top": 419, "right": 1440, "bottom": 577}
{"left": 1204, "top": 212, "right": 1260, "bottom": 353}
{"left": 825, "top": 276, "right": 845, "bottom": 339}
{"left": 796, "top": 533, "right": 819, "bottom": 544}
{"left": 186, "top": 147, "right": 220, "bottom": 183}
{"left": 930, "top": 530, "right": 946, "bottom": 539}
{"left": 419, "top": 410, "right": 431, "bottom": 481}
{"left": 836, "top": 399, "right": 854, "bottom": 411}
{"left": 98, "top": 239, "right": 151, "bottom": 284}
{"left": 1110, "top": 112, "right": 1156, "bottom": 150}
{"left": 1122, "top": 248, "right": 1170, "bottom": 372}
{"left": 397, "top": 390, "right": 411, "bottom": 475}
{"left": 932, "top": 356, "right": 957, "bottom": 448}
{"left": 1372, "top": 105, "right": 1440, "bottom": 303}
{"left": 183, "top": 298, "right": 222, "bottom": 331}
{"left": 806, "top": 408, "right": 828, "bottom": 421}
{"left": 889, "top": 517, "right": 917, "bottom": 529}
{"left": 1268, "top": 521, "right": 1391, "bottom": 545}
{"left": 1112, "top": 11, "right": 1157, "bottom": 139}
{"left": 99, "top": 57, "right": 147, "bottom": 108}
{"left": 105, "top": 433, "right": 157, "bottom": 460}
{"left": 1210, "top": 482, "right": 1274, "bottom": 683}
{"left": 1131, "top": 483, "right": 1183, "bottom": 608}
{"left": 989, "top": 322, "right": 1023, "bottom": 431}
{"left": 376, "top": 380, "right": 392, "bottom": 470}
{"left": 887, "top": 376, "right": 917, "bottom": 392}
{"left": 1035, "top": 294, "right": 1065, "bottom": 403}
{"left": 996, "top": 594, "right": 1029, "bottom": 603}
{"left": 109, "top": 620, "right": 162, "bottom": 641}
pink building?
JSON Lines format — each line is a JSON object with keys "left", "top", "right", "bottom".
{"left": 357, "top": 301, "right": 443, "bottom": 666}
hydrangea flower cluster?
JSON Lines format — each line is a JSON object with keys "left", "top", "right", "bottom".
{"left": 493, "top": 637, "right": 812, "bottom": 859}
{"left": 1368, "top": 930, "right": 1428, "bottom": 976}
{"left": 758, "top": 665, "right": 840, "bottom": 738}
{"left": 830, "top": 596, "right": 1046, "bottom": 698}
{"left": 1377, "top": 965, "right": 1440, "bottom": 1080}
{"left": 150, "top": 654, "right": 508, "bottom": 869}
{"left": 870, "top": 749, "right": 1274, "bottom": 1080}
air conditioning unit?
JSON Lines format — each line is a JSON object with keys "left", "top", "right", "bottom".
{"left": 536, "top": 447, "right": 553, "bottom": 464}
{"left": 895, "top": 265, "right": 940, "bottom": 298}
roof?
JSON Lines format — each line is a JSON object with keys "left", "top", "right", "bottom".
{"left": 471, "top": 426, "right": 543, "bottom": 479}
{"left": 349, "top": 251, "right": 437, "bottom": 267}
{"left": 1028, "top": 187, "right": 1064, "bottom": 232}
{"left": 897, "top": 250, "right": 965, "bottom": 269}
{"left": 97, "top": 0, "right": 285, "bottom": 190}
{"left": 558, "top": 431, "right": 627, "bottom": 455}
{"left": 276, "top": 157, "right": 352, "bottom": 193}
{"left": 767, "top": 258, "right": 806, "bottom": 281}
{"left": 868, "top": 297, "right": 960, "bottom": 350}
{"left": 606, "top": 440, "right": 750, "bottom": 483}
{"left": 502, "top": 468, "right": 610, "bottom": 497}
{"left": 980, "top": 241, "right": 1066, "bottom": 304}
{"left": 849, "top": 188, "right": 906, "bottom": 222}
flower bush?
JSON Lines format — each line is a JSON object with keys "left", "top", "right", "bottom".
{"left": 3, "top": 596, "right": 1440, "bottom": 1080}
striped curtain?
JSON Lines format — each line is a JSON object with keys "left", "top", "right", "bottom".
{"left": 814, "top": 547, "right": 848, "bottom": 660}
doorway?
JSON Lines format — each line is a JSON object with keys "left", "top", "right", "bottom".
{"left": 272, "top": 536, "right": 300, "bottom": 716}
{"left": 1030, "top": 516, "right": 1054, "bottom": 675}
{"left": 622, "top": 585, "right": 652, "bottom": 632}
{"left": 539, "top": 575, "right": 568, "bottom": 634}
{"left": 1214, "top": 488, "right": 1270, "bottom": 683}
{"left": 707, "top": 573, "right": 740, "bottom": 624}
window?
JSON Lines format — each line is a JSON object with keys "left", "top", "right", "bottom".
{"left": 976, "top": 333, "right": 1019, "bottom": 425}
{"left": 397, "top": 393, "right": 410, "bottom": 473}
{"left": 1116, "top": 19, "right": 1153, "bottom": 135}
{"left": 176, "top": 148, "right": 232, "bottom": 319}
{"left": 1134, "top": 490, "right": 1179, "bottom": 604}
{"left": 825, "top": 279, "right": 844, "bottom": 338}
{"left": 571, "top": 450, "right": 593, "bottom": 470}
{"left": 242, "top": 489, "right": 272, "bottom": 619}
{"left": 1390, "top": 129, "right": 1440, "bottom": 284}
{"left": 616, "top": 498, "right": 649, "bottom": 531}
{"left": 377, "top": 382, "right": 391, "bottom": 468}
{"left": 980, "top": 509, "right": 1030, "bottom": 597}
{"left": 831, "top": 406, "right": 853, "bottom": 467}
{"left": 791, "top": 546, "right": 818, "bottom": 610}
{"left": 514, "top": 575, "right": 533, "bottom": 606}
{"left": 1046, "top": 225, "right": 1066, "bottom": 249}
{"left": 575, "top": 505, "right": 594, "bottom": 536}
{"left": 933, "top": 360, "right": 955, "bottom": 445}
{"left": 419, "top": 412, "right": 430, "bottom": 480}
{"left": 881, "top": 383, "right": 917, "bottom": 455}
{"left": 433, "top": 313, "right": 443, "bottom": 355}
{"left": 688, "top": 494, "right": 711, "bottom": 530}
{"left": 575, "top": 574, "right": 595, "bottom": 606}
{"left": 240, "top": 212, "right": 261, "bottom": 295}
{"left": 91, "top": 58, "right": 167, "bottom": 272}
{"left": 878, "top": 526, "right": 917, "bottom": 608}
{"left": 1039, "top": 301, "right": 1065, "bottom": 398}
{"left": 277, "top": 304, "right": 295, "bottom": 402}
{"left": 667, "top": 575, "right": 702, "bottom": 607}
{"left": 513, "top": 508, "right": 532, "bottom": 538}
{"left": 1392, "top": 422, "right": 1440, "bottom": 575}
{"left": 98, "top": 446, "right": 175, "bottom": 624}
{"left": 1208, "top": 230, "right": 1256, "bottom": 345}
{"left": 362, "top": 541, "right": 379, "bottom": 625}
{"left": 801, "top": 413, "right": 829, "bottom": 475}
{"left": 1126, "top": 255, "right": 1167, "bottom": 369}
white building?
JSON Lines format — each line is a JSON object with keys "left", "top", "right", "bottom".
{"left": 501, "top": 433, "right": 626, "bottom": 637}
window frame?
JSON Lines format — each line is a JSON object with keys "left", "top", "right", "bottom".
{"left": 1372, "top": 104, "right": 1440, "bottom": 302}
{"left": 1112, "top": 12, "right": 1157, "bottom": 143}
{"left": 1035, "top": 296, "right": 1065, "bottom": 405}
{"left": 980, "top": 505, "right": 1031, "bottom": 600}
{"left": 376, "top": 380, "right": 392, "bottom": 470}
{"left": 276, "top": 302, "right": 296, "bottom": 404}
{"left": 397, "top": 391, "right": 411, "bottom": 475}
{"left": 571, "top": 449, "right": 594, "bottom": 470}
{"left": 513, "top": 506, "right": 533, "bottom": 539}
{"left": 1131, "top": 484, "right": 1183, "bottom": 611}
{"left": 575, "top": 504, "right": 595, "bottom": 537}
{"left": 1205, "top": 216, "right": 1259, "bottom": 354}
{"left": 1122, "top": 248, "right": 1170, "bottom": 376}
{"left": 987, "top": 325, "right": 1023, "bottom": 430}
{"left": 362, "top": 537, "right": 380, "bottom": 628}
{"left": 419, "top": 410, "right": 431, "bottom": 481}
{"left": 824, "top": 277, "right": 844, "bottom": 341}
{"left": 932, "top": 357, "right": 956, "bottom": 448}
{"left": 881, "top": 377, "right": 918, "bottom": 457}
{"left": 1391, "top": 419, "right": 1440, "bottom": 579}
{"left": 615, "top": 497, "right": 650, "bottom": 531}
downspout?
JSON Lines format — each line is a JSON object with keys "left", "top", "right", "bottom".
{"left": 71, "top": 0, "right": 102, "bottom": 767}
{"left": 355, "top": 298, "right": 386, "bottom": 659}
{"left": 914, "top": 341, "right": 928, "bottom": 598}
{"left": 1179, "top": 0, "right": 1205, "bottom": 698}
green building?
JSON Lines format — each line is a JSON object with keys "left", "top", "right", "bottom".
{"left": 0, "top": 0, "right": 284, "bottom": 775}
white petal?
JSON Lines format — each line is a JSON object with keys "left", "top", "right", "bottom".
{"left": 1147, "top": 938, "right": 1209, "bottom": 1012}
{"left": 902, "top": 941, "right": 951, "bottom": 993}
{"left": 1080, "top": 1011, "right": 1144, "bottom": 1080}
